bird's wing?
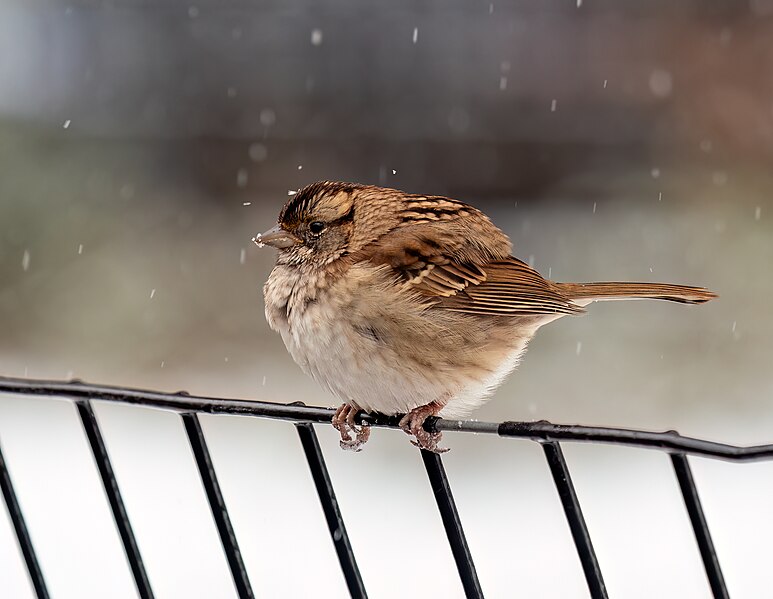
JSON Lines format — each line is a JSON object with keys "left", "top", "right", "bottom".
{"left": 358, "top": 226, "right": 583, "bottom": 316}
{"left": 419, "top": 257, "right": 584, "bottom": 316}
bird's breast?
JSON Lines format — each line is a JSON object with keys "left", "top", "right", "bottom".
{"left": 263, "top": 261, "right": 544, "bottom": 416}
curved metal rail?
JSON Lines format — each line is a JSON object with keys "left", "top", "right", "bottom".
{"left": 2, "top": 375, "right": 769, "bottom": 599}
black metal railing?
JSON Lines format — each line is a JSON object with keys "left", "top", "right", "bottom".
{"left": 2, "top": 376, "right": 772, "bottom": 598}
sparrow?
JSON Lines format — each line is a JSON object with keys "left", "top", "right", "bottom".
{"left": 255, "top": 181, "right": 716, "bottom": 453}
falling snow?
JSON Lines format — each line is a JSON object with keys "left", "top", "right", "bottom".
{"left": 550, "top": 99, "right": 557, "bottom": 112}
{"left": 755, "top": 206, "right": 761, "bottom": 220}
{"left": 150, "top": 288, "right": 156, "bottom": 299}
{"left": 78, "top": 244, "right": 83, "bottom": 255}
{"left": 240, "top": 248, "right": 246, "bottom": 264}
{"left": 649, "top": 69, "right": 673, "bottom": 98}
{"left": 248, "top": 143, "right": 268, "bottom": 162}
{"left": 63, "top": 119, "right": 71, "bottom": 129}
{"left": 311, "top": 29, "right": 323, "bottom": 46}
{"left": 22, "top": 250, "right": 30, "bottom": 271}
{"left": 259, "top": 109, "right": 276, "bottom": 127}
{"left": 120, "top": 184, "right": 134, "bottom": 199}
{"left": 576, "top": 341, "right": 582, "bottom": 355}
{"left": 412, "top": 27, "right": 418, "bottom": 43}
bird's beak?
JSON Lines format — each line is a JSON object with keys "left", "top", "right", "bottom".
{"left": 252, "top": 224, "right": 301, "bottom": 249}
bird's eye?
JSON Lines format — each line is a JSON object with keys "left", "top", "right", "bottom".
{"left": 309, "top": 221, "right": 325, "bottom": 234}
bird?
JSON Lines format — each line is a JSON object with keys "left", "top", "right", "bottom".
{"left": 255, "top": 181, "right": 716, "bottom": 453}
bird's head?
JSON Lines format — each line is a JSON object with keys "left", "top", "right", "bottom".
{"left": 253, "top": 181, "right": 404, "bottom": 266}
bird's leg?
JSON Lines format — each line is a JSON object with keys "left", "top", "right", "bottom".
{"left": 332, "top": 403, "right": 353, "bottom": 444}
{"left": 332, "top": 403, "right": 370, "bottom": 452}
{"left": 345, "top": 402, "right": 370, "bottom": 449}
{"left": 398, "top": 401, "right": 448, "bottom": 453}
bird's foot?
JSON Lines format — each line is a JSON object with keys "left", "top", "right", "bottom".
{"left": 332, "top": 403, "right": 370, "bottom": 452}
{"left": 399, "top": 402, "right": 449, "bottom": 454}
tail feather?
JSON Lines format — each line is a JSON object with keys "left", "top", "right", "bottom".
{"left": 556, "top": 282, "right": 717, "bottom": 307}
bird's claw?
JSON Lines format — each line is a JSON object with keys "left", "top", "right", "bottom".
{"left": 332, "top": 403, "right": 370, "bottom": 452}
{"left": 399, "top": 403, "right": 449, "bottom": 453}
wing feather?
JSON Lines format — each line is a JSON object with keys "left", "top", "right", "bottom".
{"left": 349, "top": 202, "right": 581, "bottom": 316}
{"left": 358, "top": 236, "right": 581, "bottom": 316}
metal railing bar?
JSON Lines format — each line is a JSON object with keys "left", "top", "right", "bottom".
{"left": 2, "top": 377, "right": 333, "bottom": 422}
{"left": 180, "top": 413, "right": 255, "bottom": 599}
{"left": 76, "top": 401, "right": 154, "bottom": 599}
{"left": 497, "top": 421, "right": 773, "bottom": 462}
{"left": 420, "top": 450, "right": 484, "bottom": 599}
{"left": 0, "top": 439, "right": 50, "bottom": 599}
{"left": 295, "top": 423, "right": 367, "bottom": 599}
{"left": 541, "top": 442, "right": 607, "bottom": 599}
{"left": 2, "top": 377, "right": 773, "bottom": 462}
{"left": 670, "top": 453, "right": 729, "bottom": 599}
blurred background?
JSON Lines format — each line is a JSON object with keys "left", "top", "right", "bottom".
{"left": 1, "top": 0, "right": 772, "bottom": 597}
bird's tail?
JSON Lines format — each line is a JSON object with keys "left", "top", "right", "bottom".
{"left": 555, "top": 282, "right": 717, "bottom": 306}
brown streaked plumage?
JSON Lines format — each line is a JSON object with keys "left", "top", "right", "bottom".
{"left": 256, "top": 181, "right": 717, "bottom": 452}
